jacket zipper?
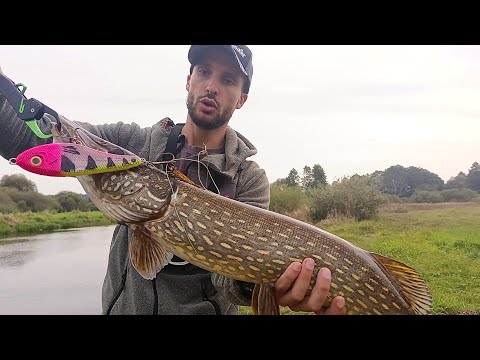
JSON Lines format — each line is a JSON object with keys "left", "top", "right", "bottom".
{"left": 152, "top": 278, "right": 159, "bottom": 315}
{"left": 106, "top": 265, "right": 128, "bottom": 315}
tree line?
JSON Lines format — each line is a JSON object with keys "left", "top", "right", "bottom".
{"left": 278, "top": 162, "right": 480, "bottom": 198}
{"left": 2, "top": 160, "right": 479, "bottom": 219}
{"left": 270, "top": 162, "right": 480, "bottom": 222}
{"left": 0, "top": 174, "right": 97, "bottom": 213}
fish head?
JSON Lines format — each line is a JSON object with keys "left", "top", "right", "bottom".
{"left": 51, "top": 115, "right": 178, "bottom": 223}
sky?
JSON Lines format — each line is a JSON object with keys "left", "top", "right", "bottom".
{"left": 0, "top": 45, "right": 479, "bottom": 195}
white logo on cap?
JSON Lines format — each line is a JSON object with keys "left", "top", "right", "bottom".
{"left": 232, "top": 45, "right": 246, "bottom": 58}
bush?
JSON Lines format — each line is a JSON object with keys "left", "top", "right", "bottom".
{"left": 410, "top": 190, "right": 444, "bottom": 203}
{"left": 9, "top": 190, "right": 60, "bottom": 212}
{"left": 53, "top": 191, "right": 91, "bottom": 212}
{"left": 440, "top": 188, "right": 477, "bottom": 202}
{"left": 408, "top": 190, "right": 444, "bottom": 203}
{"left": 269, "top": 185, "right": 307, "bottom": 215}
{"left": 382, "top": 193, "right": 405, "bottom": 204}
{"left": 0, "top": 192, "right": 18, "bottom": 213}
{"left": 309, "top": 175, "right": 385, "bottom": 221}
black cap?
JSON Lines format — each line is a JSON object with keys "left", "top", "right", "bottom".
{"left": 188, "top": 45, "right": 253, "bottom": 93}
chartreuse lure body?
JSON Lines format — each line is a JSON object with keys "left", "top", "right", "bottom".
{"left": 12, "top": 143, "right": 143, "bottom": 177}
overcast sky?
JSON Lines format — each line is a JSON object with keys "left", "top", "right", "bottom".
{"left": 1, "top": 45, "right": 479, "bottom": 195}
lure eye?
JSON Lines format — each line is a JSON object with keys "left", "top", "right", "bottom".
{"left": 30, "top": 156, "right": 42, "bottom": 167}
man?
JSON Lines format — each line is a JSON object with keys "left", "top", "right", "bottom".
{"left": 0, "top": 45, "right": 346, "bottom": 315}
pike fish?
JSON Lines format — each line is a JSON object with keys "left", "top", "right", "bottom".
{"left": 15, "top": 116, "right": 433, "bottom": 315}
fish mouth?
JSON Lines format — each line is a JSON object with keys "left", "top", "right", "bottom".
{"left": 52, "top": 115, "right": 136, "bottom": 156}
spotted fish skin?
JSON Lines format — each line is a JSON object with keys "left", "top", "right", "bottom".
{"left": 81, "top": 162, "right": 433, "bottom": 315}
{"left": 14, "top": 143, "right": 143, "bottom": 177}
{"left": 50, "top": 115, "right": 433, "bottom": 315}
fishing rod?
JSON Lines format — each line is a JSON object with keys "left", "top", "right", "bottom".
{"left": 0, "top": 72, "right": 60, "bottom": 139}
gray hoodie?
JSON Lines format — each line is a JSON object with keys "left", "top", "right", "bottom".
{"left": 0, "top": 95, "right": 270, "bottom": 315}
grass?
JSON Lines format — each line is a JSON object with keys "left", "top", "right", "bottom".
{"left": 240, "top": 202, "right": 480, "bottom": 315}
{"left": 0, "top": 211, "right": 114, "bottom": 237}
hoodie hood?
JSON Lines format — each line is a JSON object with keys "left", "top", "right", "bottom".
{"left": 201, "top": 126, "right": 258, "bottom": 179}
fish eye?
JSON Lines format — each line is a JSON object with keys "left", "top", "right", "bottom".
{"left": 30, "top": 156, "right": 42, "bottom": 166}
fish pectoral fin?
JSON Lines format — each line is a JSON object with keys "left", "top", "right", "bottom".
{"left": 370, "top": 252, "right": 433, "bottom": 315}
{"left": 129, "top": 225, "right": 173, "bottom": 280}
{"left": 251, "top": 284, "right": 280, "bottom": 315}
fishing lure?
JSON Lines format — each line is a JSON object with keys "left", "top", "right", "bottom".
{"left": 10, "top": 143, "right": 144, "bottom": 177}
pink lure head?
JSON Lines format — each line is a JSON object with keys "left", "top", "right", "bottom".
{"left": 14, "top": 143, "right": 64, "bottom": 177}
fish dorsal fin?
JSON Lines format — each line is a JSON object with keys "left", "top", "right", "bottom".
{"left": 129, "top": 225, "right": 173, "bottom": 280}
{"left": 370, "top": 253, "right": 433, "bottom": 315}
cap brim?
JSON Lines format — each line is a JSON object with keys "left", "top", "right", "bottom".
{"left": 188, "top": 45, "right": 248, "bottom": 77}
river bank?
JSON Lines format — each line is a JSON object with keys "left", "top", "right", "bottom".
{"left": 0, "top": 211, "right": 115, "bottom": 238}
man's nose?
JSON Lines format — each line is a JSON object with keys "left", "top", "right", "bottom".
{"left": 205, "top": 79, "right": 219, "bottom": 96}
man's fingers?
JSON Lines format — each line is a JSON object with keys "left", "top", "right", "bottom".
{"left": 321, "top": 296, "right": 346, "bottom": 315}
{"left": 275, "top": 261, "right": 302, "bottom": 294}
{"left": 288, "top": 258, "right": 315, "bottom": 302}
{"left": 306, "top": 267, "right": 333, "bottom": 312}
{"left": 277, "top": 258, "right": 315, "bottom": 305}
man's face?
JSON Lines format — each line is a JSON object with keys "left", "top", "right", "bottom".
{"left": 186, "top": 48, "right": 248, "bottom": 130}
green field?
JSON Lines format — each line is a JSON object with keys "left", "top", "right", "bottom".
{"left": 241, "top": 202, "right": 480, "bottom": 315}
{"left": 0, "top": 211, "right": 114, "bottom": 237}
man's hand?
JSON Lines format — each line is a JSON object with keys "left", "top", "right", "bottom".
{"left": 275, "top": 258, "right": 346, "bottom": 315}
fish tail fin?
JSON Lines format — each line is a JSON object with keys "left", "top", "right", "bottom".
{"left": 129, "top": 225, "right": 173, "bottom": 280}
{"left": 371, "top": 253, "right": 433, "bottom": 315}
{"left": 251, "top": 284, "right": 280, "bottom": 315}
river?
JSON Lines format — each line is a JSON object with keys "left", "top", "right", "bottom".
{"left": 0, "top": 225, "right": 115, "bottom": 315}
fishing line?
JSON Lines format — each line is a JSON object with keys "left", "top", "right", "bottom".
{"left": 151, "top": 154, "right": 221, "bottom": 195}
{"left": 197, "top": 144, "right": 221, "bottom": 196}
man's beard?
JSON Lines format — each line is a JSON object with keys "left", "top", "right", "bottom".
{"left": 186, "top": 93, "right": 234, "bottom": 130}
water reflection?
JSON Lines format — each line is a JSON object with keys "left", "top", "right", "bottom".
{"left": 0, "top": 248, "right": 35, "bottom": 267}
{"left": 0, "top": 225, "right": 114, "bottom": 315}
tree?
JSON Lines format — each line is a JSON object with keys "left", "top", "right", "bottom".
{"left": 7, "top": 189, "right": 60, "bottom": 212}
{"left": 312, "top": 164, "right": 327, "bottom": 187}
{"left": 378, "top": 165, "right": 444, "bottom": 198}
{"left": 0, "top": 174, "right": 37, "bottom": 192}
{"left": 301, "top": 166, "right": 315, "bottom": 189}
{"left": 379, "top": 165, "right": 410, "bottom": 197}
{"left": 467, "top": 162, "right": 480, "bottom": 191}
{"left": 406, "top": 166, "right": 444, "bottom": 192}
{"left": 286, "top": 168, "right": 300, "bottom": 187}
{"left": 445, "top": 172, "right": 467, "bottom": 189}
{"left": 363, "top": 170, "right": 383, "bottom": 189}
{"left": 272, "top": 178, "right": 287, "bottom": 186}
{"left": 54, "top": 191, "right": 90, "bottom": 212}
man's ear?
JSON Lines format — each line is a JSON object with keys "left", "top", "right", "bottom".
{"left": 236, "top": 93, "right": 248, "bottom": 109}
{"left": 186, "top": 74, "right": 191, "bottom": 91}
